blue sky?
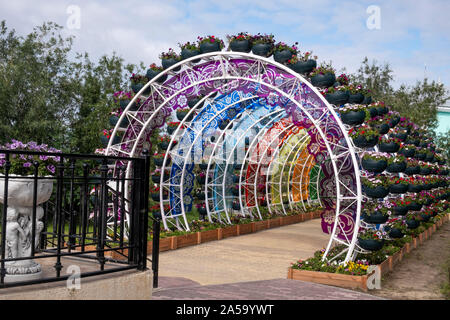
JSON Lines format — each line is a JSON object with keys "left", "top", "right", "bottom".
{"left": 1, "top": 0, "right": 449, "bottom": 90}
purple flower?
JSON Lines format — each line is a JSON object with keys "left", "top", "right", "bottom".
{"left": 23, "top": 162, "right": 32, "bottom": 168}
{"left": 47, "top": 165, "right": 56, "bottom": 174}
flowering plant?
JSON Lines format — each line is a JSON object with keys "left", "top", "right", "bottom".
{"left": 310, "top": 63, "right": 335, "bottom": 77}
{"left": 197, "top": 35, "right": 225, "bottom": 49}
{"left": 363, "top": 200, "right": 393, "bottom": 216}
{"left": 321, "top": 85, "right": 348, "bottom": 94}
{"left": 113, "top": 91, "right": 134, "bottom": 102}
{"left": 361, "top": 151, "right": 389, "bottom": 161}
{"left": 287, "top": 51, "right": 317, "bottom": 64}
{"left": 159, "top": 48, "right": 181, "bottom": 60}
{"left": 130, "top": 73, "right": 148, "bottom": 84}
{"left": 160, "top": 135, "right": 171, "bottom": 143}
{"left": 273, "top": 41, "right": 298, "bottom": 54}
{"left": 178, "top": 41, "right": 199, "bottom": 51}
{"left": 386, "top": 217, "right": 407, "bottom": 232}
{"left": 361, "top": 175, "right": 392, "bottom": 188}
{"left": 347, "top": 83, "right": 365, "bottom": 94}
{"left": 389, "top": 176, "right": 409, "bottom": 186}
{"left": 405, "top": 212, "right": 421, "bottom": 221}
{"left": 378, "top": 135, "right": 402, "bottom": 145}
{"left": 153, "top": 153, "right": 167, "bottom": 159}
{"left": 387, "top": 153, "right": 405, "bottom": 165}
{"left": 337, "top": 73, "right": 349, "bottom": 86}
{"left": 0, "top": 140, "right": 61, "bottom": 176}
{"left": 195, "top": 202, "right": 206, "bottom": 209}
{"left": 358, "top": 228, "right": 387, "bottom": 240}
{"left": 148, "top": 63, "right": 163, "bottom": 71}
{"left": 226, "top": 31, "right": 252, "bottom": 42}
{"left": 251, "top": 33, "right": 275, "bottom": 45}
{"left": 167, "top": 121, "right": 181, "bottom": 128}
{"left": 399, "top": 143, "right": 416, "bottom": 152}
{"left": 390, "top": 197, "right": 412, "bottom": 207}
{"left": 338, "top": 104, "right": 367, "bottom": 114}
{"left": 348, "top": 124, "right": 379, "bottom": 139}
{"left": 366, "top": 115, "right": 389, "bottom": 127}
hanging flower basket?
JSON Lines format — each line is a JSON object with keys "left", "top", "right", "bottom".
{"left": 388, "top": 228, "right": 404, "bottom": 239}
{"left": 348, "top": 125, "right": 379, "bottom": 148}
{"left": 196, "top": 172, "right": 206, "bottom": 184}
{"left": 358, "top": 238, "right": 385, "bottom": 251}
{"left": 361, "top": 153, "right": 388, "bottom": 173}
{"left": 179, "top": 41, "right": 201, "bottom": 63}
{"left": 407, "top": 184, "right": 422, "bottom": 193}
{"left": 386, "top": 161, "right": 406, "bottom": 173}
{"left": 362, "top": 95, "right": 372, "bottom": 105}
{"left": 229, "top": 39, "right": 251, "bottom": 52}
{"left": 378, "top": 137, "right": 401, "bottom": 153}
{"left": 227, "top": 33, "right": 253, "bottom": 52}
{"left": 251, "top": 43, "right": 272, "bottom": 56}
{"left": 348, "top": 93, "right": 365, "bottom": 104}
{"left": 288, "top": 59, "right": 317, "bottom": 75}
{"left": 198, "top": 162, "right": 208, "bottom": 170}
{"left": 198, "top": 35, "right": 224, "bottom": 53}
{"left": 362, "top": 211, "right": 389, "bottom": 224}
{"left": 389, "top": 183, "right": 408, "bottom": 194}
{"left": 250, "top": 33, "right": 275, "bottom": 56}
{"left": 393, "top": 206, "right": 408, "bottom": 216}
{"left": 324, "top": 88, "right": 349, "bottom": 106}
{"left": 405, "top": 219, "right": 420, "bottom": 229}
{"left": 310, "top": 72, "right": 336, "bottom": 88}
{"left": 363, "top": 185, "right": 389, "bottom": 198}
{"left": 339, "top": 108, "right": 366, "bottom": 126}
{"left": 176, "top": 108, "right": 194, "bottom": 122}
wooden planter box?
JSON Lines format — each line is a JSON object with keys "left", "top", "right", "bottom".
{"left": 238, "top": 223, "right": 253, "bottom": 235}
{"left": 389, "top": 251, "right": 402, "bottom": 271}
{"left": 378, "top": 257, "right": 391, "bottom": 276}
{"left": 159, "top": 236, "right": 177, "bottom": 252}
{"left": 313, "top": 210, "right": 322, "bottom": 219}
{"left": 199, "top": 229, "right": 219, "bottom": 243}
{"left": 268, "top": 217, "right": 281, "bottom": 229}
{"left": 219, "top": 225, "right": 238, "bottom": 239}
{"left": 288, "top": 268, "right": 368, "bottom": 292}
{"left": 176, "top": 233, "right": 198, "bottom": 249}
{"left": 281, "top": 215, "right": 300, "bottom": 226}
{"left": 254, "top": 220, "right": 269, "bottom": 232}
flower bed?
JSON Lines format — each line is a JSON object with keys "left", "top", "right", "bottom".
{"left": 287, "top": 211, "right": 450, "bottom": 292}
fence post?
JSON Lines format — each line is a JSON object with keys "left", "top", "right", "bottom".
{"left": 139, "top": 149, "right": 150, "bottom": 271}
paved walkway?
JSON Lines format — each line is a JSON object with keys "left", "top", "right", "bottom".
{"left": 152, "top": 218, "right": 384, "bottom": 300}
{"left": 156, "top": 219, "right": 330, "bottom": 285}
{"left": 152, "top": 277, "right": 384, "bottom": 300}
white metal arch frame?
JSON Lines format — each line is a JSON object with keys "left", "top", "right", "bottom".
{"left": 206, "top": 107, "right": 286, "bottom": 223}
{"left": 106, "top": 51, "right": 362, "bottom": 264}
{"left": 237, "top": 112, "right": 291, "bottom": 219}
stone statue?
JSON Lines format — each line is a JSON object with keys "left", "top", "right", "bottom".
{"left": 0, "top": 176, "right": 53, "bottom": 282}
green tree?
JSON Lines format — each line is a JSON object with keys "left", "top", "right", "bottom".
{"left": 0, "top": 20, "right": 147, "bottom": 154}
{"left": 352, "top": 57, "right": 395, "bottom": 103}
{"left": 352, "top": 57, "right": 449, "bottom": 132}
{"left": 67, "top": 52, "right": 144, "bottom": 154}
{"left": 0, "top": 21, "right": 78, "bottom": 148}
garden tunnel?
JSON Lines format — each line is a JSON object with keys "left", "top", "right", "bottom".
{"left": 105, "top": 51, "right": 363, "bottom": 264}
{"left": 103, "top": 49, "right": 449, "bottom": 265}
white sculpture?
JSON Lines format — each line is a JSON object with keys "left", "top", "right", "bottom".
{"left": 0, "top": 176, "right": 53, "bottom": 282}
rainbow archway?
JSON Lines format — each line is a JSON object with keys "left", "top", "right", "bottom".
{"left": 106, "top": 52, "right": 363, "bottom": 263}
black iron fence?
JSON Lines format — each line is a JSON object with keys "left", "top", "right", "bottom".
{"left": 0, "top": 148, "right": 155, "bottom": 288}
